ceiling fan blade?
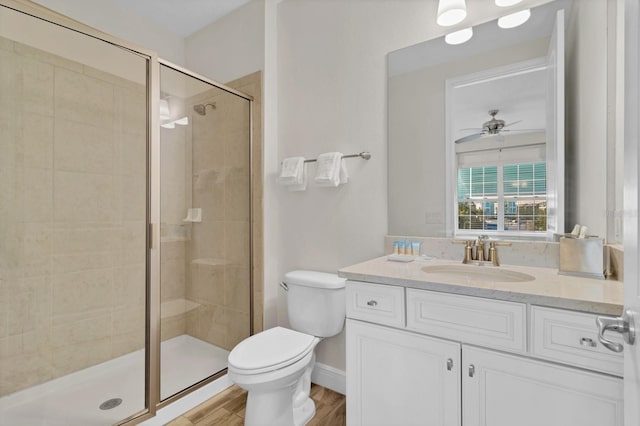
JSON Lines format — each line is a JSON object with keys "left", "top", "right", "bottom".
{"left": 459, "top": 127, "right": 483, "bottom": 131}
{"left": 455, "top": 133, "right": 484, "bottom": 144}
{"left": 503, "top": 120, "right": 523, "bottom": 127}
{"left": 500, "top": 128, "right": 545, "bottom": 133}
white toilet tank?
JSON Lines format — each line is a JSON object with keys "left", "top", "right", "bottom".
{"left": 284, "top": 270, "right": 346, "bottom": 337}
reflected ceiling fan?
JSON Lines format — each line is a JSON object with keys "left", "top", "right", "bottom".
{"left": 454, "top": 109, "right": 539, "bottom": 144}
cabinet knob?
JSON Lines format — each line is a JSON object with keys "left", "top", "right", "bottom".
{"left": 447, "top": 358, "right": 453, "bottom": 371}
{"left": 366, "top": 300, "right": 378, "bottom": 307}
{"left": 468, "top": 364, "right": 475, "bottom": 377}
{"left": 580, "top": 337, "right": 597, "bottom": 347}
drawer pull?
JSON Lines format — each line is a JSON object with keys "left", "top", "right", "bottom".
{"left": 468, "top": 364, "right": 475, "bottom": 377}
{"left": 366, "top": 300, "right": 378, "bottom": 307}
{"left": 447, "top": 358, "right": 453, "bottom": 371}
{"left": 580, "top": 337, "right": 597, "bottom": 347}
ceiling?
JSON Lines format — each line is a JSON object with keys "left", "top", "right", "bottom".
{"left": 110, "top": 0, "right": 251, "bottom": 37}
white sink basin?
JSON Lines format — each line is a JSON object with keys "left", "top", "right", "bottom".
{"left": 421, "top": 264, "right": 535, "bottom": 283}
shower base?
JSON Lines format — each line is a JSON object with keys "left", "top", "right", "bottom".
{"left": 0, "top": 335, "right": 229, "bottom": 426}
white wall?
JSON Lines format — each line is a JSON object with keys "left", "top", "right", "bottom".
{"left": 274, "top": 0, "right": 430, "bottom": 370}
{"left": 30, "top": 0, "right": 185, "bottom": 64}
{"left": 185, "top": 0, "right": 265, "bottom": 83}
{"left": 565, "top": 0, "right": 609, "bottom": 238}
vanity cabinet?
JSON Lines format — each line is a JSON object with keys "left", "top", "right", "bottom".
{"left": 345, "top": 280, "right": 623, "bottom": 426}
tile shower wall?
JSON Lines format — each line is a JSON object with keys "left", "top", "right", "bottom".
{"left": 182, "top": 81, "right": 253, "bottom": 351}
{"left": 0, "top": 37, "right": 147, "bottom": 396}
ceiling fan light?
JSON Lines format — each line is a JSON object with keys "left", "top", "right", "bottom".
{"left": 437, "top": 0, "right": 467, "bottom": 27}
{"left": 445, "top": 27, "right": 473, "bottom": 45}
{"left": 498, "top": 9, "right": 531, "bottom": 29}
{"left": 495, "top": 0, "right": 523, "bottom": 7}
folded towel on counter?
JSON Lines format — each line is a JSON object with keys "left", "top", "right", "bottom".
{"left": 287, "top": 163, "right": 307, "bottom": 192}
{"left": 314, "top": 152, "right": 342, "bottom": 187}
{"left": 278, "top": 157, "right": 305, "bottom": 186}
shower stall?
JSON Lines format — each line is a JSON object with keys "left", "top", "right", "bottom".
{"left": 0, "top": 1, "right": 254, "bottom": 425}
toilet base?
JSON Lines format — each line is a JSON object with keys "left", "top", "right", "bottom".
{"left": 293, "top": 397, "right": 316, "bottom": 426}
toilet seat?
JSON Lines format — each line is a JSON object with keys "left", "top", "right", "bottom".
{"left": 228, "top": 327, "right": 317, "bottom": 375}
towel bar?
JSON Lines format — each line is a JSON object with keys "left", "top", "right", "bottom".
{"left": 302, "top": 151, "right": 371, "bottom": 163}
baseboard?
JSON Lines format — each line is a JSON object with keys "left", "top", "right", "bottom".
{"left": 311, "top": 362, "right": 346, "bottom": 395}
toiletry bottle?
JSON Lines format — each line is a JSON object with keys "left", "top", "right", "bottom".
{"left": 412, "top": 241, "right": 421, "bottom": 256}
{"left": 399, "top": 241, "right": 405, "bottom": 255}
{"left": 393, "top": 241, "right": 399, "bottom": 255}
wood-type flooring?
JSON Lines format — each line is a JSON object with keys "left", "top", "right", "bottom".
{"left": 166, "top": 383, "right": 346, "bottom": 426}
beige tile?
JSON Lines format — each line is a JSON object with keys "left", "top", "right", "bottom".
{"left": 120, "top": 131, "right": 147, "bottom": 177}
{"left": 52, "top": 227, "right": 123, "bottom": 254}
{"left": 188, "top": 264, "right": 224, "bottom": 306}
{"left": 22, "top": 113, "right": 53, "bottom": 169}
{"left": 112, "top": 306, "right": 145, "bottom": 337}
{"left": 50, "top": 337, "right": 111, "bottom": 377}
{"left": 224, "top": 267, "right": 250, "bottom": 314}
{"left": 113, "top": 264, "right": 146, "bottom": 308}
{"left": 52, "top": 268, "right": 113, "bottom": 317}
{"left": 21, "top": 222, "right": 52, "bottom": 261}
{"left": 161, "top": 313, "right": 186, "bottom": 341}
{"left": 0, "top": 352, "right": 53, "bottom": 396}
{"left": 0, "top": 35, "right": 13, "bottom": 52}
{"left": 53, "top": 171, "right": 116, "bottom": 223}
{"left": 194, "top": 305, "right": 226, "bottom": 348}
{"left": 162, "top": 240, "right": 186, "bottom": 261}
{"left": 20, "top": 55, "right": 54, "bottom": 116}
{"left": 0, "top": 49, "right": 20, "bottom": 110}
{"left": 191, "top": 221, "right": 226, "bottom": 261}
{"left": 121, "top": 221, "right": 147, "bottom": 266}
{"left": 52, "top": 251, "right": 119, "bottom": 274}
{"left": 196, "top": 179, "right": 225, "bottom": 222}
{"left": 224, "top": 221, "right": 250, "bottom": 267}
{"left": 50, "top": 313, "right": 111, "bottom": 349}
{"left": 161, "top": 258, "right": 186, "bottom": 302}
{"left": 223, "top": 129, "right": 250, "bottom": 169}
{"left": 54, "top": 119, "right": 114, "bottom": 173}
{"left": 6, "top": 275, "right": 51, "bottom": 336}
{"left": 23, "top": 167, "right": 53, "bottom": 222}
{"left": 224, "top": 173, "right": 250, "bottom": 223}
{"left": 121, "top": 175, "right": 146, "bottom": 222}
{"left": 14, "top": 41, "right": 83, "bottom": 73}
{"left": 111, "top": 329, "right": 145, "bottom": 358}
{"left": 225, "top": 309, "right": 250, "bottom": 349}
{"left": 118, "top": 85, "right": 147, "bottom": 136}
{"left": 54, "top": 67, "right": 114, "bottom": 129}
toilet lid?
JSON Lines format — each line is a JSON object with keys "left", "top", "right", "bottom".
{"left": 228, "top": 327, "right": 316, "bottom": 373}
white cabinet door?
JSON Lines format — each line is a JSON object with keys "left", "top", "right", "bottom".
{"left": 346, "top": 319, "right": 461, "bottom": 426}
{"left": 463, "top": 346, "right": 623, "bottom": 426}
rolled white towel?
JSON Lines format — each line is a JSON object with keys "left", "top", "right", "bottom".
{"left": 278, "top": 157, "right": 305, "bottom": 186}
{"left": 315, "top": 152, "right": 342, "bottom": 187}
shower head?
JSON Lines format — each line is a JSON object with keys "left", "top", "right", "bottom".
{"left": 193, "top": 102, "right": 216, "bottom": 116}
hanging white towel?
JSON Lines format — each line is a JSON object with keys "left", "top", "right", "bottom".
{"left": 314, "top": 152, "right": 342, "bottom": 187}
{"left": 339, "top": 159, "right": 349, "bottom": 185}
{"left": 278, "top": 157, "right": 305, "bottom": 186}
{"left": 287, "top": 163, "right": 308, "bottom": 192}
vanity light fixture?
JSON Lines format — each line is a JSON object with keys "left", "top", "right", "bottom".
{"left": 498, "top": 8, "right": 531, "bottom": 28}
{"left": 445, "top": 27, "right": 473, "bottom": 45}
{"left": 495, "top": 0, "right": 523, "bottom": 6}
{"left": 437, "top": 0, "right": 467, "bottom": 27}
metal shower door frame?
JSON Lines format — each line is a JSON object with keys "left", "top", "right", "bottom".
{"left": 0, "top": 2, "right": 254, "bottom": 424}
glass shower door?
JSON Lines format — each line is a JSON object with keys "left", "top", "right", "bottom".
{"left": 158, "top": 64, "right": 252, "bottom": 400}
{"left": 0, "top": 4, "right": 149, "bottom": 425}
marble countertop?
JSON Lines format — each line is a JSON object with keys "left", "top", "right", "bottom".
{"left": 338, "top": 256, "right": 624, "bottom": 315}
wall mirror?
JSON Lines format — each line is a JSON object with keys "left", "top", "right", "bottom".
{"left": 388, "top": 0, "right": 623, "bottom": 242}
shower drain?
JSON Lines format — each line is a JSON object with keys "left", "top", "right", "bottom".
{"left": 99, "top": 398, "right": 123, "bottom": 410}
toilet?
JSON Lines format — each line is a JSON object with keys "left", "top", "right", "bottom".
{"left": 228, "top": 270, "right": 346, "bottom": 426}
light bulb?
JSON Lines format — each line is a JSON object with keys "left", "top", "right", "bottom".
{"left": 445, "top": 27, "right": 473, "bottom": 45}
{"left": 498, "top": 9, "right": 531, "bottom": 29}
{"left": 495, "top": 0, "right": 523, "bottom": 6}
{"left": 437, "top": 0, "right": 467, "bottom": 27}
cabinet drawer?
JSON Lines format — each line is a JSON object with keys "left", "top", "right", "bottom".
{"left": 406, "top": 289, "right": 526, "bottom": 353}
{"left": 346, "top": 281, "right": 405, "bottom": 327}
{"left": 530, "top": 306, "right": 623, "bottom": 376}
